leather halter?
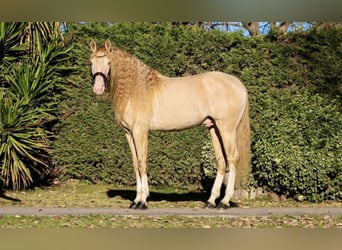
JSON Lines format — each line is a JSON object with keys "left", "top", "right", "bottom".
{"left": 93, "top": 71, "right": 108, "bottom": 82}
{"left": 92, "top": 53, "right": 109, "bottom": 83}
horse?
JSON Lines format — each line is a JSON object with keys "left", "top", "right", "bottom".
{"left": 89, "top": 39, "right": 251, "bottom": 210}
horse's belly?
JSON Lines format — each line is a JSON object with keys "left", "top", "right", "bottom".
{"left": 149, "top": 101, "right": 205, "bottom": 131}
{"left": 149, "top": 111, "right": 204, "bottom": 131}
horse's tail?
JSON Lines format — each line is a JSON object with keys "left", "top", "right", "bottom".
{"left": 235, "top": 97, "right": 251, "bottom": 189}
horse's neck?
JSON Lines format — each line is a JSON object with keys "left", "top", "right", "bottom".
{"left": 109, "top": 49, "right": 140, "bottom": 107}
{"left": 109, "top": 49, "right": 162, "bottom": 126}
{"left": 110, "top": 48, "right": 159, "bottom": 86}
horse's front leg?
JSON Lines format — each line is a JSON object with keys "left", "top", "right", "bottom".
{"left": 125, "top": 129, "right": 149, "bottom": 209}
{"left": 125, "top": 132, "right": 142, "bottom": 209}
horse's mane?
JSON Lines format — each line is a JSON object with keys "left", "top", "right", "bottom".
{"left": 106, "top": 46, "right": 162, "bottom": 128}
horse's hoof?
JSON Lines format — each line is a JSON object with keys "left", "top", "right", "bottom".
{"left": 129, "top": 202, "right": 140, "bottom": 209}
{"left": 203, "top": 201, "right": 216, "bottom": 209}
{"left": 129, "top": 202, "right": 148, "bottom": 210}
{"left": 216, "top": 202, "right": 230, "bottom": 210}
{"left": 136, "top": 202, "right": 148, "bottom": 210}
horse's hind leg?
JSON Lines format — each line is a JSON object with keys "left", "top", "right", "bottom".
{"left": 204, "top": 126, "right": 227, "bottom": 209}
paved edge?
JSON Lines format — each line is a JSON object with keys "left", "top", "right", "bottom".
{"left": 0, "top": 207, "right": 341, "bottom": 217}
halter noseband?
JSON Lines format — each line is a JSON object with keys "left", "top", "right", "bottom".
{"left": 93, "top": 71, "right": 108, "bottom": 82}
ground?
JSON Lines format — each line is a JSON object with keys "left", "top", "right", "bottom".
{"left": 0, "top": 180, "right": 341, "bottom": 228}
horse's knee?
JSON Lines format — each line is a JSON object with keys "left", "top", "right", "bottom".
{"left": 137, "top": 160, "right": 147, "bottom": 174}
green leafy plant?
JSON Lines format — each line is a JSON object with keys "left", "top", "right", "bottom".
{"left": 0, "top": 94, "right": 50, "bottom": 189}
{"left": 0, "top": 22, "right": 27, "bottom": 67}
{"left": 252, "top": 89, "right": 341, "bottom": 202}
{"left": 0, "top": 22, "right": 74, "bottom": 189}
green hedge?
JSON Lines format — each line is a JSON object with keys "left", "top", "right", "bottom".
{"left": 52, "top": 23, "right": 341, "bottom": 201}
{"left": 252, "top": 89, "right": 341, "bottom": 201}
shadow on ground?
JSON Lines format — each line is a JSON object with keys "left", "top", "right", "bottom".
{"left": 0, "top": 189, "right": 21, "bottom": 203}
{"left": 106, "top": 189, "right": 207, "bottom": 203}
{"left": 106, "top": 186, "right": 239, "bottom": 207}
{"left": 106, "top": 177, "right": 218, "bottom": 203}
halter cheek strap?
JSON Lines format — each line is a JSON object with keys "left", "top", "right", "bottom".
{"left": 93, "top": 72, "right": 108, "bottom": 82}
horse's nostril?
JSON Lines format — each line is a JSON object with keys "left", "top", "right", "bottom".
{"left": 93, "top": 78, "right": 105, "bottom": 95}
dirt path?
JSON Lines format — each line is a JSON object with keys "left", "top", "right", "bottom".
{"left": 0, "top": 207, "right": 341, "bottom": 217}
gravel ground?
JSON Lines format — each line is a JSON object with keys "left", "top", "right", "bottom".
{"left": 0, "top": 206, "right": 341, "bottom": 217}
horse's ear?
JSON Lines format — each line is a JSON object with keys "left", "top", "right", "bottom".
{"left": 90, "top": 40, "right": 96, "bottom": 52}
{"left": 105, "top": 39, "right": 112, "bottom": 52}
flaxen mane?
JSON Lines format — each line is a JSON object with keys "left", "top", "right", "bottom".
{"left": 106, "top": 47, "right": 162, "bottom": 128}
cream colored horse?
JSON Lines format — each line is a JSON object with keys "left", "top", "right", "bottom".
{"left": 89, "top": 39, "right": 250, "bottom": 209}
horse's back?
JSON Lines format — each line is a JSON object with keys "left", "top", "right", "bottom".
{"left": 161, "top": 71, "right": 246, "bottom": 97}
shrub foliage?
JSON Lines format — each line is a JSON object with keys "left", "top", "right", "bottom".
{"left": 0, "top": 22, "right": 74, "bottom": 189}
{"left": 50, "top": 23, "right": 341, "bottom": 202}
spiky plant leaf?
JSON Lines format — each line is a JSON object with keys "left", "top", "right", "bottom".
{"left": 0, "top": 22, "right": 74, "bottom": 189}
{"left": 0, "top": 95, "right": 50, "bottom": 189}
{"left": 0, "top": 22, "right": 27, "bottom": 67}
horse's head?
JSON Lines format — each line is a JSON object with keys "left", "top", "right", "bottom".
{"left": 89, "top": 39, "right": 112, "bottom": 95}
